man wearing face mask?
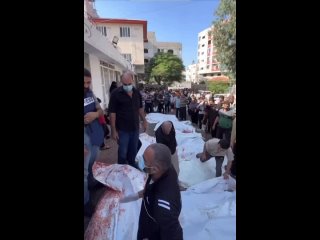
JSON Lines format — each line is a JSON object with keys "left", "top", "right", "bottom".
{"left": 137, "top": 143, "right": 183, "bottom": 240}
{"left": 108, "top": 70, "right": 148, "bottom": 168}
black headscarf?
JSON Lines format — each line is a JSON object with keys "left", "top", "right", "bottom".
{"left": 155, "top": 121, "right": 177, "bottom": 155}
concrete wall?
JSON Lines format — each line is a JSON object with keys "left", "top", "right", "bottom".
{"left": 96, "top": 23, "right": 145, "bottom": 66}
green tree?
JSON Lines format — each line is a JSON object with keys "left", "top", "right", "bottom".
{"left": 144, "top": 53, "right": 185, "bottom": 85}
{"left": 207, "top": 81, "right": 229, "bottom": 94}
{"left": 212, "top": 0, "right": 236, "bottom": 80}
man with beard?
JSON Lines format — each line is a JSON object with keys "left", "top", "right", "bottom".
{"left": 84, "top": 68, "right": 105, "bottom": 216}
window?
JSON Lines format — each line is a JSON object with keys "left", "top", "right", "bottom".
{"left": 201, "top": 67, "right": 203, "bottom": 70}
{"left": 144, "top": 48, "right": 148, "bottom": 53}
{"left": 122, "top": 54, "right": 132, "bottom": 62}
{"left": 120, "top": 27, "right": 130, "bottom": 37}
{"left": 198, "top": 44, "right": 200, "bottom": 49}
{"left": 144, "top": 59, "right": 149, "bottom": 63}
{"left": 206, "top": 65, "right": 210, "bottom": 69}
{"left": 167, "top": 49, "right": 174, "bottom": 54}
{"left": 96, "top": 26, "right": 107, "bottom": 36}
{"left": 199, "top": 36, "right": 201, "bottom": 41}
{"left": 158, "top": 49, "right": 161, "bottom": 53}
{"left": 208, "top": 40, "right": 211, "bottom": 45}
{"left": 198, "top": 52, "right": 200, "bottom": 56}
{"left": 202, "top": 36, "right": 205, "bottom": 39}
{"left": 201, "top": 52, "right": 204, "bottom": 55}
{"left": 161, "top": 49, "right": 164, "bottom": 53}
{"left": 202, "top": 44, "right": 205, "bottom": 47}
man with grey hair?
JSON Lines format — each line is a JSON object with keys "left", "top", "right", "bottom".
{"left": 137, "top": 143, "right": 183, "bottom": 240}
{"left": 108, "top": 70, "right": 148, "bottom": 168}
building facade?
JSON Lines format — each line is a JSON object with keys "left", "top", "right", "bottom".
{"left": 93, "top": 18, "right": 148, "bottom": 82}
{"left": 185, "top": 63, "right": 198, "bottom": 83}
{"left": 197, "top": 27, "right": 222, "bottom": 79}
{"left": 144, "top": 31, "right": 182, "bottom": 65}
{"left": 84, "top": 0, "right": 133, "bottom": 109}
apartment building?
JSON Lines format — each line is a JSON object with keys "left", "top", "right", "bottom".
{"left": 93, "top": 18, "right": 148, "bottom": 81}
{"left": 197, "top": 27, "right": 222, "bottom": 79}
{"left": 185, "top": 63, "right": 198, "bottom": 83}
{"left": 84, "top": 0, "right": 133, "bottom": 109}
{"left": 144, "top": 31, "right": 182, "bottom": 65}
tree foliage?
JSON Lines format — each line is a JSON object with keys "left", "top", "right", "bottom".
{"left": 213, "top": 0, "right": 236, "bottom": 80}
{"left": 144, "top": 53, "right": 185, "bottom": 86}
{"left": 207, "top": 81, "right": 230, "bottom": 94}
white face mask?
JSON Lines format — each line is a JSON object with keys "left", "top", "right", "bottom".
{"left": 123, "top": 84, "right": 133, "bottom": 92}
{"left": 138, "top": 157, "right": 145, "bottom": 171}
{"left": 138, "top": 156, "right": 155, "bottom": 175}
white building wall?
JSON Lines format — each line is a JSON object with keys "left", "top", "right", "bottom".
{"left": 85, "top": 14, "right": 135, "bottom": 109}
{"left": 145, "top": 32, "right": 158, "bottom": 59}
{"left": 89, "top": 55, "right": 104, "bottom": 104}
{"left": 198, "top": 28, "right": 209, "bottom": 75}
{"left": 156, "top": 42, "right": 182, "bottom": 59}
{"left": 84, "top": 18, "right": 132, "bottom": 70}
{"left": 96, "top": 23, "right": 145, "bottom": 67}
{"left": 144, "top": 32, "right": 182, "bottom": 60}
{"left": 186, "top": 64, "right": 198, "bottom": 83}
{"left": 88, "top": 54, "right": 121, "bottom": 109}
{"left": 197, "top": 26, "right": 222, "bottom": 77}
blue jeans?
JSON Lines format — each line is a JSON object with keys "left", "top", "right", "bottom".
{"left": 118, "top": 130, "right": 139, "bottom": 168}
{"left": 84, "top": 135, "right": 100, "bottom": 205}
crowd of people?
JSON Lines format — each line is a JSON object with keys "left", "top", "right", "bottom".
{"left": 84, "top": 68, "right": 236, "bottom": 239}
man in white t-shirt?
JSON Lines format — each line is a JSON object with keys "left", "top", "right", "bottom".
{"left": 196, "top": 138, "right": 234, "bottom": 179}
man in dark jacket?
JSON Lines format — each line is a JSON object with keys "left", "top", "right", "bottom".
{"left": 137, "top": 143, "right": 183, "bottom": 240}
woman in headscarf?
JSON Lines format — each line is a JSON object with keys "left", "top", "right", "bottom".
{"left": 155, "top": 121, "right": 179, "bottom": 175}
